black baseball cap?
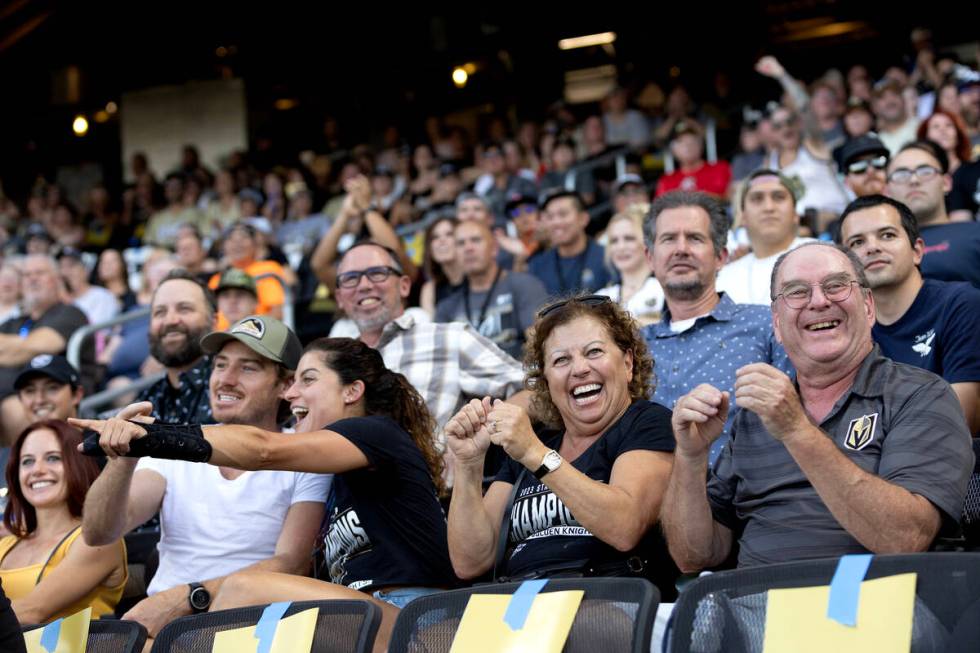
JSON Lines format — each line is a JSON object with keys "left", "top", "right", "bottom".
{"left": 14, "top": 355, "right": 80, "bottom": 390}
{"left": 839, "top": 134, "right": 890, "bottom": 170}
{"left": 200, "top": 315, "right": 302, "bottom": 370}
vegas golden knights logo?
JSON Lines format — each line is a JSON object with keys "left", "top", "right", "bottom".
{"left": 844, "top": 413, "right": 878, "bottom": 451}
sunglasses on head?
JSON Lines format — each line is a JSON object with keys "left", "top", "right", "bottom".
{"left": 846, "top": 155, "right": 888, "bottom": 175}
{"left": 537, "top": 294, "right": 612, "bottom": 319}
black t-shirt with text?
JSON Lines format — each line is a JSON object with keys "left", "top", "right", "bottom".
{"left": 324, "top": 415, "right": 456, "bottom": 592}
{"left": 495, "top": 400, "right": 677, "bottom": 596}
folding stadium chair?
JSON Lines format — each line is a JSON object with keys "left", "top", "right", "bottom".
{"left": 150, "top": 599, "right": 380, "bottom": 653}
{"left": 387, "top": 577, "right": 660, "bottom": 653}
{"left": 668, "top": 552, "right": 980, "bottom": 653}
{"left": 23, "top": 619, "right": 147, "bottom": 653}
{"left": 959, "top": 438, "right": 980, "bottom": 549}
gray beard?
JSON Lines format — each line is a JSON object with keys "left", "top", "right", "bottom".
{"left": 665, "top": 279, "right": 706, "bottom": 302}
{"left": 353, "top": 305, "right": 395, "bottom": 335}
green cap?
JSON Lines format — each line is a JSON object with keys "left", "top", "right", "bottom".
{"left": 215, "top": 268, "right": 258, "bottom": 298}
{"left": 200, "top": 315, "right": 302, "bottom": 370}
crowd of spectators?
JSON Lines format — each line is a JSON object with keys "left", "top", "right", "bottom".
{"left": 0, "top": 30, "right": 978, "bottom": 651}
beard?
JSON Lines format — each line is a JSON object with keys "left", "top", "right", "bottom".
{"left": 149, "top": 323, "right": 210, "bottom": 368}
{"left": 665, "top": 278, "right": 706, "bottom": 302}
{"left": 351, "top": 304, "right": 395, "bottom": 334}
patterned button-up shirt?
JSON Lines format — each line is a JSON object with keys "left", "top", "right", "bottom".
{"left": 376, "top": 313, "right": 525, "bottom": 440}
{"left": 137, "top": 356, "right": 215, "bottom": 425}
{"left": 643, "top": 293, "right": 793, "bottom": 462}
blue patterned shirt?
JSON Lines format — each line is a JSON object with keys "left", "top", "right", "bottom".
{"left": 643, "top": 293, "right": 793, "bottom": 462}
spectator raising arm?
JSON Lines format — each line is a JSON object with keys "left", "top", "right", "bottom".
{"left": 311, "top": 175, "right": 416, "bottom": 290}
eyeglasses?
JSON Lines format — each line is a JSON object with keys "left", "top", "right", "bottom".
{"left": 770, "top": 117, "right": 797, "bottom": 130}
{"left": 336, "top": 266, "right": 403, "bottom": 289}
{"left": 887, "top": 165, "right": 940, "bottom": 185}
{"left": 509, "top": 205, "right": 537, "bottom": 218}
{"left": 846, "top": 155, "right": 888, "bottom": 175}
{"left": 774, "top": 279, "right": 863, "bottom": 309}
{"left": 537, "top": 294, "right": 612, "bottom": 319}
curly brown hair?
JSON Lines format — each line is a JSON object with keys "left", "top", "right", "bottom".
{"left": 523, "top": 294, "right": 656, "bottom": 429}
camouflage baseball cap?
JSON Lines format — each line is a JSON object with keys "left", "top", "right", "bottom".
{"left": 215, "top": 268, "right": 258, "bottom": 298}
{"left": 200, "top": 315, "right": 302, "bottom": 369}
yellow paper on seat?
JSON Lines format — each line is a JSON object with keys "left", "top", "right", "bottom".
{"left": 211, "top": 607, "right": 318, "bottom": 653}
{"left": 24, "top": 607, "right": 91, "bottom": 653}
{"left": 762, "top": 573, "right": 916, "bottom": 653}
{"left": 449, "top": 590, "right": 584, "bottom": 653}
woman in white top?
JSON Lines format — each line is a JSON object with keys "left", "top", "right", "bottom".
{"left": 597, "top": 205, "right": 663, "bottom": 325}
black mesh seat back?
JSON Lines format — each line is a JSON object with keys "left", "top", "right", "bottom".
{"left": 86, "top": 621, "right": 148, "bottom": 653}
{"left": 388, "top": 577, "right": 659, "bottom": 653}
{"left": 23, "top": 620, "right": 147, "bottom": 653}
{"left": 961, "top": 440, "right": 980, "bottom": 544}
{"left": 669, "top": 552, "right": 980, "bottom": 653}
{"left": 150, "top": 600, "right": 380, "bottom": 653}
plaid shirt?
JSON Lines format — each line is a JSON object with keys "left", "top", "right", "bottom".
{"left": 137, "top": 356, "right": 215, "bottom": 425}
{"left": 376, "top": 313, "right": 525, "bottom": 439}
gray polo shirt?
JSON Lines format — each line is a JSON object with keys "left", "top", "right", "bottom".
{"left": 707, "top": 346, "right": 973, "bottom": 568}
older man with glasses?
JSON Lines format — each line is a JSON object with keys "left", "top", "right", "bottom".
{"left": 885, "top": 140, "right": 980, "bottom": 288}
{"left": 663, "top": 241, "right": 972, "bottom": 576}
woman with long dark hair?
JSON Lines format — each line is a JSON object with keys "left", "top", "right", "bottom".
{"left": 419, "top": 215, "right": 462, "bottom": 317}
{"left": 74, "top": 337, "right": 455, "bottom": 653}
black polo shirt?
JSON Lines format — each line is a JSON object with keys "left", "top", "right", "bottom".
{"left": 707, "top": 346, "right": 973, "bottom": 567}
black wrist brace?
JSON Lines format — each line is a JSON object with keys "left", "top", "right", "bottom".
{"left": 81, "top": 422, "right": 212, "bottom": 463}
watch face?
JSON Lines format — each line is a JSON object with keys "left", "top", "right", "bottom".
{"left": 544, "top": 451, "right": 562, "bottom": 470}
{"left": 190, "top": 587, "right": 210, "bottom": 610}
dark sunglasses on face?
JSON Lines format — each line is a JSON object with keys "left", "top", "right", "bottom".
{"left": 846, "top": 155, "right": 889, "bottom": 175}
{"left": 537, "top": 294, "right": 612, "bottom": 319}
{"left": 336, "top": 265, "right": 403, "bottom": 288}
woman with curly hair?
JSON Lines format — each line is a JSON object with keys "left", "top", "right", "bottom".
{"left": 75, "top": 337, "right": 455, "bottom": 653}
{"left": 443, "top": 293, "right": 678, "bottom": 598}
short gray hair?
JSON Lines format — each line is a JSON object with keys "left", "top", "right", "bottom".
{"left": 644, "top": 191, "right": 730, "bottom": 256}
{"left": 454, "top": 192, "right": 489, "bottom": 211}
{"left": 769, "top": 241, "right": 870, "bottom": 301}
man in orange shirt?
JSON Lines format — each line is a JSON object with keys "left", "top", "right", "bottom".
{"left": 208, "top": 222, "right": 285, "bottom": 320}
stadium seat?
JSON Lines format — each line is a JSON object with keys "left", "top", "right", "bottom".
{"left": 387, "top": 577, "right": 659, "bottom": 653}
{"left": 667, "top": 552, "right": 980, "bottom": 653}
{"left": 960, "top": 439, "right": 980, "bottom": 549}
{"left": 23, "top": 619, "right": 147, "bottom": 653}
{"left": 149, "top": 600, "right": 380, "bottom": 653}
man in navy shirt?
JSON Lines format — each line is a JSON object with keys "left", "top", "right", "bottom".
{"left": 885, "top": 140, "right": 980, "bottom": 289}
{"left": 528, "top": 190, "right": 613, "bottom": 296}
{"left": 839, "top": 194, "right": 980, "bottom": 433}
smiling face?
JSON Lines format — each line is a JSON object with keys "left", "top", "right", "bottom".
{"left": 772, "top": 246, "right": 875, "bottom": 375}
{"left": 840, "top": 205, "right": 923, "bottom": 291}
{"left": 209, "top": 340, "right": 289, "bottom": 426}
{"left": 149, "top": 278, "right": 214, "bottom": 368}
{"left": 649, "top": 205, "right": 725, "bottom": 301}
{"left": 19, "top": 428, "right": 68, "bottom": 510}
{"left": 542, "top": 316, "right": 634, "bottom": 437}
{"left": 606, "top": 217, "right": 647, "bottom": 275}
{"left": 18, "top": 377, "right": 80, "bottom": 421}
{"left": 428, "top": 219, "right": 457, "bottom": 265}
{"left": 335, "top": 245, "right": 410, "bottom": 334}
{"left": 284, "top": 351, "right": 354, "bottom": 433}
{"left": 541, "top": 197, "right": 588, "bottom": 248}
